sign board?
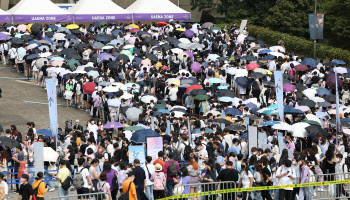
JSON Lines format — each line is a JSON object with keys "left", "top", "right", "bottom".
{"left": 147, "top": 137, "right": 163, "bottom": 164}
{"left": 34, "top": 142, "right": 45, "bottom": 175}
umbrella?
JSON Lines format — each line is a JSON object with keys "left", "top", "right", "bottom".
{"left": 104, "top": 122, "right": 124, "bottom": 129}
{"left": 303, "top": 120, "right": 322, "bottom": 127}
{"left": 283, "top": 83, "right": 296, "bottom": 92}
{"left": 158, "top": 109, "right": 170, "bottom": 114}
{"left": 284, "top": 107, "right": 304, "bottom": 114}
{"left": 272, "top": 122, "right": 292, "bottom": 131}
{"left": 0, "top": 33, "right": 8, "bottom": 41}
{"left": 217, "top": 90, "right": 237, "bottom": 98}
{"left": 0, "top": 137, "right": 20, "bottom": 148}
{"left": 194, "top": 94, "right": 210, "bottom": 101}
{"left": 226, "top": 125, "right": 246, "bottom": 131}
{"left": 11, "top": 38, "right": 24, "bottom": 45}
{"left": 258, "top": 49, "right": 272, "bottom": 54}
{"left": 83, "top": 82, "right": 96, "bottom": 94}
{"left": 189, "top": 89, "right": 206, "bottom": 96}
{"left": 67, "top": 59, "right": 81, "bottom": 69}
{"left": 202, "top": 22, "right": 214, "bottom": 29}
{"left": 317, "top": 88, "right": 331, "bottom": 96}
{"left": 186, "top": 85, "right": 203, "bottom": 93}
{"left": 295, "top": 64, "right": 308, "bottom": 71}
{"left": 141, "top": 94, "right": 158, "bottom": 103}
{"left": 298, "top": 99, "right": 316, "bottom": 107}
{"left": 213, "top": 118, "right": 232, "bottom": 125}
{"left": 333, "top": 67, "right": 348, "bottom": 74}
{"left": 224, "top": 108, "right": 242, "bottom": 116}
{"left": 261, "top": 121, "right": 281, "bottom": 126}
{"left": 37, "top": 129, "right": 55, "bottom": 137}
{"left": 333, "top": 60, "right": 346, "bottom": 65}
{"left": 261, "top": 55, "right": 275, "bottom": 61}
{"left": 58, "top": 27, "right": 71, "bottom": 34}
{"left": 247, "top": 63, "right": 259, "bottom": 70}
{"left": 290, "top": 122, "right": 310, "bottom": 138}
{"left": 326, "top": 75, "right": 342, "bottom": 89}
{"left": 130, "top": 129, "right": 160, "bottom": 143}
{"left": 251, "top": 72, "right": 265, "bottom": 79}
{"left": 191, "top": 62, "right": 202, "bottom": 73}
{"left": 43, "top": 147, "right": 59, "bottom": 162}
{"left": 235, "top": 77, "right": 249, "bottom": 88}
{"left": 318, "top": 102, "right": 331, "bottom": 107}
{"left": 324, "top": 95, "right": 336, "bottom": 102}
{"left": 184, "top": 30, "right": 194, "bottom": 38}
{"left": 126, "top": 107, "right": 142, "bottom": 122}
{"left": 301, "top": 58, "right": 318, "bottom": 66}
{"left": 124, "top": 126, "right": 144, "bottom": 131}
{"left": 87, "top": 70, "right": 100, "bottom": 79}
{"left": 153, "top": 104, "right": 166, "bottom": 111}
{"left": 93, "top": 42, "right": 105, "bottom": 50}
{"left": 305, "top": 113, "right": 323, "bottom": 125}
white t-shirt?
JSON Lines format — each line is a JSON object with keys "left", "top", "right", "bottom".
{"left": 0, "top": 180, "right": 8, "bottom": 195}
{"left": 276, "top": 166, "right": 295, "bottom": 190}
{"left": 9, "top": 48, "right": 17, "bottom": 59}
{"left": 77, "top": 167, "right": 91, "bottom": 188}
{"left": 83, "top": 50, "right": 89, "bottom": 60}
{"left": 240, "top": 170, "right": 253, "bottom": 188}
{"left": 107, "top": 144, "right": 114, "bottom": 157}
{"left": 198, "top": 149, "right": 208, "bottom": 169}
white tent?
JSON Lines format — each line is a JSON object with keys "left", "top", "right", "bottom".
{"left": 8, "top": 0, "right": 73, "bottom": 23}
{"left": 0, "top": 9, "right": 11, "bottom": 23}
{"left": 126, "top": 0, "right": 190, "bottom": 21}
{"left": 69, "top": 0, "right": 132, "bottom": 22}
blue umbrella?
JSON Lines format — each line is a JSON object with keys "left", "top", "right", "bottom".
{"left": 39, "top": 45, "right": 49, "bottom": 51}
{"left": 158, "top": 109, "right": 170, "bottom": 114}
{"left": 317, "top": 88, "right": 331, "bottom": 96}
{"left": 27, "top": 54, "right": 39, "bottom": 60}
{"left": 42, "top": 38, "right": 54, "bottom": 45}
{"left": 95, "top": 36, "right": 109, "bottom": 42}
{"left": 235, "top": 77, "right": 249, "bottom": 88}
{"left": 241, "top": 132, "right": 248, "bottom": 141}
{"left": 268, "top": 104, "right": 278, "bottom": 109}
{"left": 48, "top": 25, "right": 59, "bottom": 30}
{"left": 137, "top": 31, "right": 150, "bottom": 36}
{"left": 218, "top": 85, "right": 229, "bottom": 89}
{"left": 332, "top": 60, "right": 346, "bottom": 65}
{"left": 112, "top": 30, "right": 123, "bottom": 38}
{"left": 301, "top": 58, "right": 318, "bottom": 66}
{"left": 284, "top": 107, "right": 304, "bottom": 114}
{"left": 65, "top": 34, "right": 77, "bottom": 39}
{"left": 261, "top": 55, "right": 275, "bottom": 61}
{"left": 50, "top": 57, "right": 65, "bottom": 61}
{"left": 218, "top": 97, "right": 233, "bottom": 102}
{"left": 37, "top": 129, "right": 54, "bottom": 137}
{"left": 130, "top": 129, "right": 160, "bottom": 143}
{"left": 261, "top": 121, "right": 281, "bottom": 126}
{"left": 258, "top": 49, "right": 271, "bottom": 54}
{"left": 28, "top": 40, "right": 41, "bottom": 46}
{"left": 224, "top": 108, "right": 242, "bottom": 116}
{"left": 187, "top": 77, "right": 198, "bottom": 84}
{"left": 246, "top": 102, "right": 258, "bottom": 109}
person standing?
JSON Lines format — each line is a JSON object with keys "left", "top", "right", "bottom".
{"left": 276, "top": 160, "right": 296, "bottom": 200}
{"left": 56, "top": 160, "right": 70, "bottom": 200}
{"left": 132, "top": 159, "right": 146, "bottom": 200}
{"left": 122, "top": 172, "right": 137, "bottom": 200}
{"left": 18, "top": 174, "right": 33, "bottom": 200}
{"left": 0, "top": 173, "right": 8, "bottom": 200}
{"left": 164, "top": 152, "right": 179, "bottom": 196}
{"left": 76, "top": 158, "right": 93, "bottom": 200}
{"left": 32, "top": 172, "right": 48, "bottom": 200}
{"left": 217, "top": 161, "right": 239, "bottom": 200}
{"left": 41, "top": 61, "right": 48, "bottom": 88}
{"left": 335, "top": 154, "right": 350, "bottom": 200}
{"left": 12, "top": 146, "right": 24, "bottom": 194}
{"left": 168, "top": 84, "right": 178, "bottom": 105}
{"left": 144, "top": 156, "right": 155, "bottom": 200}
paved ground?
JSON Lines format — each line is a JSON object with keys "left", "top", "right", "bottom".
{"left": 0, "top": 65, "right": 92, "bottom": 199}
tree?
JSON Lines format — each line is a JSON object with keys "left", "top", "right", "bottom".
{"left": 322, "top": 0, "right": 350, "bottom": 49}
{"left": 263, "top": 0, "right": 314, "bottom": 38}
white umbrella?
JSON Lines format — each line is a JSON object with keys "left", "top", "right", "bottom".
{"left": 305, "top": 114, "right": 323, "bottom": 126}
{"left": 235, "top": 69, "right": 248, "bottom": 77}
{"left": 53, "top": 33, "right": 66, "bottom": 40}
{"left": 102, "top": 46, "right": 114, "bottom": 50}
{"left": 36, "top": 58, "right": 49, "bottom": 70}
{"left": 171, "top": 106, "right": 187, "bottom": 111}
{"left": 39, "top": 52, "right": 51, "bottom": 58}
{"left": 237, "top": 34, "right": 246, "bottom": 44}
{"left": 226, "top": 67, "right": 237, "bottom": 75}
{"left": 253, "top": 68, "right": 268, "bottom": 74}
{"left": 173, "top": 111, "right": 185, "bottom": 118}
{"left": 43, "top": 147, "right": 59, "bottom": 162}
{"left": 103, "top": 86, "right": 119, "bottom": 92}
{"left": 272, "top": 122, "right": 292, "bottom": 131}
{"left": 126, "top": 107, "right": 142, "bottom": 121}
{"left": 178, "top": 43, "right": 190, "bottom": 49}
{"left": 26, "top": 43, "right": 38, "bottom": 50}
{"left": 87, "top": 70, "right": 99, "bottom": 79}
{"left": 141, "top": 94, "right": 158, "bottom": 104}
{"left": 171, "top": 48, "right": 183, "bottom": 54}
{"left": 289, "top": 122, "right": 310, "bottom": 138}
{"left": 311, "top": 97, "right": 325, "bottom": 103}
{"left": 72, "top": 70, "right": 87, "bottom": 74}
{"left": 123, "top": 45, "right": 134, "bottom": 50}
{"left": 179, "top": 38, "right": 191, "bottom": 44}
{"left": 268, "top": 52, "right": 284, "bottom": 58}
{"left": 120, "top": 93, "right": 133, "bottom": 99}
{"left": 303, "top": 88, "right": 317, "bottom": 99}
{"left": 189, "top": 43, "right": 204, "bottom": 50}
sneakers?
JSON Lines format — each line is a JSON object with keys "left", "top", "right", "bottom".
{"left": 13, "top": 191, "right": 19, "bottom": 194}
{"left": 317, "top": 188, "right": 324, "bottom": 191}
{"left": 49, "top": 188, "right": 55, "bottom": 192}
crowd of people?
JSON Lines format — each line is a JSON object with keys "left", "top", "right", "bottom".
{"left": 0, "top": 18, "right": 349, "bottom": 200}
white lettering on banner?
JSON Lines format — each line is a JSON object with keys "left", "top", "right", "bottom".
{"left": 106, "top": 16, "right": 116, "bottom": 20}
{"left": 151, "top": 15, "right": 174, "bottom": 19}
{"left": 46, "top": 17, "right": 56, "bottom": 21}
{"left": 92, "top": 16, "right": 105, "bottom": 20}
{"left": 31, "top": 17, "right": 45, "bottom": 21}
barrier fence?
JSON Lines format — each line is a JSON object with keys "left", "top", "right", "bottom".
{"left": 310, "top": 172, "right": 350, "bottom": 199}
{"left": 49, "top": 192, "right": 109, "bottom": 200}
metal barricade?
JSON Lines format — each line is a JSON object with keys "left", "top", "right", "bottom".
{"left": 309, "top": 172, "right": 350, "bottom": 199}
{"left": 49, "top": 192, "right": 109, "bottom": 200}
{"left": 168, "top": 181, "right": 236, "bottom": 200}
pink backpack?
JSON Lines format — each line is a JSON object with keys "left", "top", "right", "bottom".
{"left": 153, "top": 172, "right": 164, "bottom": 190}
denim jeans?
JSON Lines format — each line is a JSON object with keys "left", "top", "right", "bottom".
{"left": 273, "top": 189, "right": 279, "bottom": 200}
{"left": 58, "top": 186, "right": 69, "bottom": 200}
{"left": 166, "top": 180, "right": 175, "bottom": 197}
{"left": 145, "top": 185, "right": 154, "bottom": 200}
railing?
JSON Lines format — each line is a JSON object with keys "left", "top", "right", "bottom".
{"left": 49, "top": 192, "right": 109, "bottom": 200}
{"left": 310, "top": 172, "right": 350, "bottom": 200}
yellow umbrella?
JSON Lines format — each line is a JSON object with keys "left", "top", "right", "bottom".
{"left": 66, "top": 24, "right": 79, "bottom": 29}
{"left": 171, "top": 80, "right": 181, "bottom": 86}
{"left": 129, "top": 24, "right": 139, "bottom": 29}
{"left": 176, "top": 28, "right": 185, "bottom": 32}
{"left": 27, "top": 24, "right": 33, "bottom": 33}
{"left": 266, "top": 70, "right": 273, "bottom": 75}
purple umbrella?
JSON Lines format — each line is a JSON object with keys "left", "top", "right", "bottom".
{"left": 191, "top": 62, "right": 202, "bottom": 73}
{"left": 184, "top": 29, "right": 194, "bottom": 38}
{"left": 0, "top": 33, "right": 8, "bottom": 41}
{"left": 104, "top": 122, "right": 124, "bottom": 129}
{"left": 184, "top": 50, "right": 193, "bottom": 59}
{"left": 326, "top": 75, "right": 342, "bottom": 89}
{"left": 99, "top": 53, "right": 116, "bottom": 62}
{"left": 112, "top": 52, "right": 120, "bottom": 58}
{"left": 283, "top": 83, "right": 296, "bottom": 92}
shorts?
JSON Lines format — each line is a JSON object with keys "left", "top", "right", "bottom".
{"left": 10, "top": 58, "right": 15, "bottom": 65}
{"left": 77, "top": 90, "right": 82, "bottom": 96}
{"left": 77, "top": 187, "right": 90, "bottom": 199}
{"left": 83, "top": 94, "right": 88, "bottom": 101}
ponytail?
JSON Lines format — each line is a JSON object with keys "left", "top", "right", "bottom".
{"left": 35, "top": 172, "right": 43, "bottom": 181}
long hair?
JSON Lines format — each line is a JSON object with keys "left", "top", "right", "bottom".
{"left": 17, "top": 161, "right": 27, "bottom": 179}
{"left": 188, "top": 157, "right": 199, "bottom": 170}
{"left": 102, "top": 161, "right": 112, "bottom": 173}
{"left": 0, "top": 151, "right": 7, "bottom": 165}
{"left": 35, "top": 172, "right": 43, "bottom": 181}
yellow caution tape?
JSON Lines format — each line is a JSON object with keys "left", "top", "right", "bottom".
{"left": 157, "top": 179, "right": 350, "bottom": 200}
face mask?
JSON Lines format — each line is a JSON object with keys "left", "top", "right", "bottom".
{"left": 272, "top": 168, "right": 276, "bottom": 172}
{"left": 336, "top": 158, "right": 340, "bottom": 163}
{"left": 298, "top": 161, "right": 302, "bottom": 165}
{"left": 340, "top": 142, "right": 343, "bottom": 145}
{"left": 20, "top": 178, "right": 25, "bottom": 182}
{"left": 292, "top": 161, "right": 296, "bottom": 165}
{"left": 127, "top": 168, "right": 132, "bottom": 172}
{"left": 91, "top": 121, "right": 95, "bottom": 125}
{"left": 253, "top": 152, "right": 257, "bottom": 155}
{"left": 214, "top": 152, "right": 218, "bottom": 156}
{"left": 99, "top": 148, "right": 102, "bottom": 152}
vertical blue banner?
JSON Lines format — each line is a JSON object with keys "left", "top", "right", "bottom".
{"left": 309, "top": 14, "right": 316, "bottom": 40}
{"left": 277, "top": 132, "right": 286, "bottom": 155}
{"left": 245, "top": 117, "right": 249, "bottom": 130}
{"left": 335, "top": 72, "right": 341, "bottom": 143}
{"left": 274, "top": 71, "right": 284, "bottom": 121}
{"left": 151, "top": 116, "right": 155, "bottom": 130}
{"left": 166, "top": 120, "right": 171, "bottom": 135}
{"left": 258, "top": 132, "right": 267, "bottom": 149}
{"left": 248, "top": 126, "right": 258, "bottom": 156}
{"left": 221, "top": 112, "right": 226, "bottom": 130}
{"left": 46, "top": 79, "right": 57, "bottom": 137}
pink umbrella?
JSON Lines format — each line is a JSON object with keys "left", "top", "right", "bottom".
{"left": 283, "top": 83, "right": 296, "bottom": 92}
{"left": 17, "top": 24, "right": 27, "bottom": 32}
{"left": 59, "top": 69, "right": 71, "bottom": 77}
{"left": 343, "top": 129, "right": 350, "bottom": 135}
{"left": 184, "top": 51, "right": 193, "bottom": 59}
{"left": 273, "top": 46, "right": 285, "bottom": 53}
{"left": 77, "top": 66, "right": 85, "bottom": 71}
{"left": 328, "top": 109, "right": 344, "bottom": 115}
{"left": 51, "top": 60, "right": 64, "bottom": 67}
{"left": 126, "top": 37, "right": 137, "bottom": 45}
{"left": 295, "top": 105, "right": 310, "bottom": 112}
{"left": 141, "top": 58, "right": 151, "bottom": 66}
{"left": 247, "top": 63, "right": 259, "bottom": 70}
{"left": 191, "top": 62, "right": 202, "bottom": 73}
{"left": 237, "top": 34, "right": 246, "bottom": 44}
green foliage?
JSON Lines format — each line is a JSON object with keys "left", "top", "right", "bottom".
{"left": 322, "top": 0, "right": 350, "bottom": 49}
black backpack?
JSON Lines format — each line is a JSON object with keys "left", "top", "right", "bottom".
{"left": 61, "top": 176, "right": 72, "bottom": 190}
{"left": 207, "top": 68, "right": 214, "bottom": 77}
{"left": 183, "top": 143, "right": 192, "bottom": 161}
{"left": 33, "top": 181, "right": 42, "bottom": 198}
{"left": 118, "top": 182, "right": 132, "bottom": 200}
{"left": 203, "top": 40, "right": 209, "bottom": 48}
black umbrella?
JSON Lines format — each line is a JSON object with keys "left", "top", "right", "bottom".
{"left": 283, "top": 79, "right": 291, "bottom": 84}
{"left": 161, "top": 44, "right": 172, "bottom": 50}
{"left": 189, "top": 89, "right": 207, "bottom": 95}
{"left": 0, "top": 137, "right": 20, "bottom": 148}
{"left": 213, "top": 118, "right": 232, "bottom": 125}
{"left": 324, "top": 62, "right": 338, "bottom": 67}
{"left": 329, "top": 119, "right": 350, "bottom": 128}
{"left": 51, "top": 50, "right": 62, "bottom": 56}
{"left": 324, "top": 95, "right": 336, "bottom": 102}
{"left": 305, "top": 125, "right": 328, "bottom": 135}
{"left": 202, "top": 29, "right": 214, "bottom": 34}
{"left": 84, "top": 67, "right": 98, "bottom": 72}
{"left": 116, "top": 54, "right": 129, "bottom": 63}
{"left": 61, "top": 48, "right": 78, "bottom": 56}
{"left": 296, "top": 84, "right": 308, "bottom": 91}
{"left": 45, "top": 32, "right": 54, "bottom": 38}
{"left": 241, "top": 55, "right": 258, "bottom": 61}
{"left": 146, "top": 53, "right": 158, "bottom": 62}
{"left": 171, "top": 108, "right": 187, "bottom": 114}
{"left": 296, "top": 92, "right": 306, "bottom": 100}
{"left": 0, "top": 28, "right": 5, "bottom": 32}
{"left": 251, "top": 72, "right": 265, "bottom": 79}
{"left": 143, "top": 36, "right": 152, "bottom": 42}
{"left": 198, "top": 34, "right": 207, "bottom": 41}
{"left": 245, "top": 36, "right": 256, "bottom": 41}
{"left": 235, "top": 77, "right": 249, "bottom": 88}
{"left": 226, "top": 125, "right": 246, "bottom": 131}
{"left": 31, "top": 23, "right": 42, "bottom": 35}
{"left": 67, "top": 54, "right": 82, "bottom": 60}
{"left": 283, "top": 73, "right": 295, "bottom": 80}
{"left": 133, "top": 48, "right": 141, "bottom": 55}
{"left": 108, "top": 61, "right": 119, "bottom": 70}
{"left": 318, "top": 102, "right": 331, "bottom": 107}
{"left": 21, "top": 35, "right": 34, "bottom": 42}
{"left": 120, "top": 105, "right": 130, "bottom": 117}
{"left": 166, "top": 37, "right": 179, "bottom": 44}
{"left": 63, "top": 73, "right": 77, "bottom": 82}
{"left": 11, "top": 37, "right": 24, "bottom": 45}
{"left": 94, "top": 34, "right": 113, "bottom": 41}
{"left": 71, "top": 29, "right": 83, "bottom": 35}
{"left": 31, "top": 48, "right": 42, "bottom": 54}
{"left": 255, "top": 40, "right": 265, "bottom": 47}
{"left": 217, "top": 89, "right": 237, "bottom": 98}
{"left": 263, "top": 81, "right": 275, "bottom": 87}
{"left": 298, "top": 99, "right": 316, "bottom": 107}
{"left": 115, "top": 90, "right": 124, "bottom": 96}
{"left": 77, "top": 43, "right": 89, "bottom": 53}
{"left": 147, "top": 40, "right": 159, "bottom": 45}
{"left": 152, "top": 47, "right": 161, "bottom": 51}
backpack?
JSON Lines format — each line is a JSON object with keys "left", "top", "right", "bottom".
{"left": 61, "top": 176, "right": 72, "bottom": 190}
{"left": 167, "top": 160, "right": 178, "bottom": 177}
{"left": 33, "top": 181, "right": 42, "bottom": 199}
{"left": 118, "top": 182, "right": 132, "bottom": 200}
{"left": 207, "top": 68, "right": 213, "bottom": 77}
{"left": 97, "top": 182, "right": 106, "bottom": 200}
{"left": 73, "top": 168, "right": 85, "bottom": 189}
{"left": 183, "top": 143, "right": 192, "bottom": 161}
{"left": 214, "top": 71, "right": 220, "bottom": 78}
{"left": 153, "top": 173, "right": 164, "bottom": 190}
{"left": 203, "top": 40, "right": 209, "bottom": 48}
